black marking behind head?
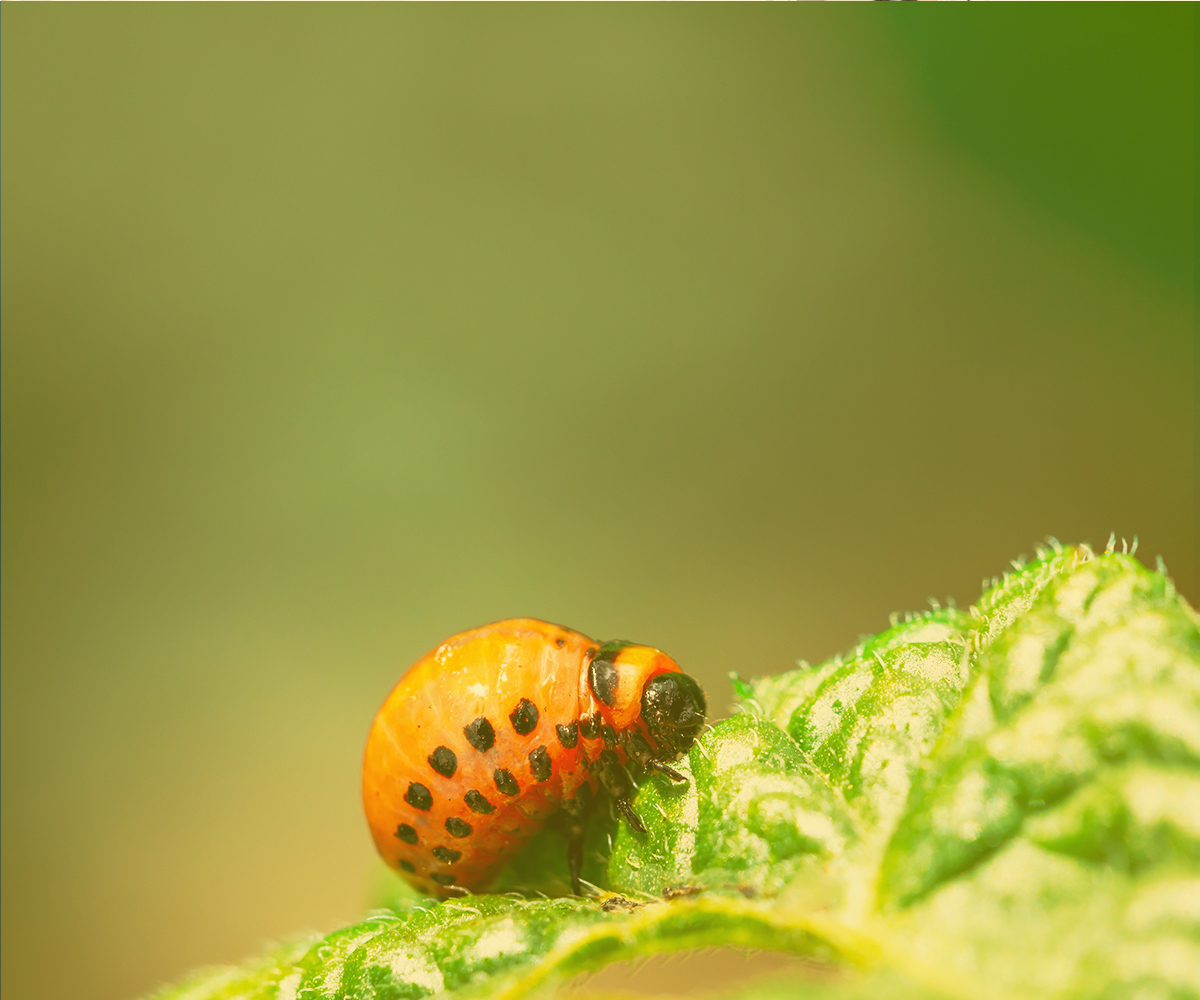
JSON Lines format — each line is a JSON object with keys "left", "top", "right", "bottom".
{"left": 509, "top": 698, "right": 539, "bottom": 735}
{"left": 463, "top": 717, "right": 495, "bottom": 752}
{"left": 445, "top": 817, "right": 472, "bottom": 838}
{"left": 529, "top": 745, "right": 552, "bottom": 782}
{"left": 395, "top": 823, "right": 418, "bottom": 844}
{"left": 428, "top": 746, "right": 457, "bottom": 778}
{"left": 399, "top": 860, "right": 415, "bottom": 873}
{"left": 432, "top": 846, "right": 462, "bottom": 864}
{"left": 405, "top": 782, "right": 433, "bottom": 811}
{"left": 431, "top": 872, "right": 457, "bottom": 886}
{"left": 556, "top": 721, "right": 579, "bottom": 748}
{"left": 464, "top": 789, "right": 495, "bottom": 813}
{"left": 640, "top": 672, "right": 707, "bottom": 757}
{"left": 588, "top": 642, "right": 630, "bottom": 706}
{"left": 493, "top": 768, "right": 520, "bottom": 796}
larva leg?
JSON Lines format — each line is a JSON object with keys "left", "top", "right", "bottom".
{"left": 597, "top": 750, "right": 646, "bottom": 834}
{"left": 561, "top": 794, "right": 589, "bottom": 895}
{"left": 625, "top": 733, "right": 689, "bottom": 784}
{"left": 645, "top": 758, "right": 687, "bottom": 782}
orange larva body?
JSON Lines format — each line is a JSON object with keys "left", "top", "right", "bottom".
{"left": 362, "top": 618, "right": 687, "bottom": 897}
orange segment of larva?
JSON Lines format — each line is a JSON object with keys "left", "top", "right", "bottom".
{"left": 362, "top": 617, "right": 706, "bottom": 898}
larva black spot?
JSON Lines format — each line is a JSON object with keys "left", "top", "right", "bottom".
{"left": 555, "top": 636, "right": 567, "bottom": 648}
{"left": 465, "top": 789, "right": 495, "bottom": 814}
{"left": 509, "top": 698, "right": 539, "bottom": 735}
{"left": 405, "top": 782, "right": 433, "bottom": 811}
{"left": 463, "top": 717, "right": 495, "bottom": 752}
{"left": 589, "top": 656, "right": 620, "bottom": 706}
{"left": 428, "top": 745, "right": 457, "bottom": 778}
{"left": 601, "top": 724, "right": 617, "bottom": 748}
{"left": 579, "top": 714, "right": 600, "bottom": 739}
{"left": 432, "top": 846, "right": 462, "bottom": 864}
{"left": 394, "top": 823, "right": 418, "bottom": 844}
{"left": 529, "top": 746, "right": 552, "bottom": 782}
{"left": 556, "top": 721, "right": 579, "bottom": 748}
{"left": 445, "top": 817, "right": 472, "bottom": 838}
{"left": 493, "top": 768, "right": 520, "bottom": 797}
{"left": 431, "top": 872, "right": 457, "bottom": 886}
{"left": 399, "top": 860, "right": 416, "bottom": 873}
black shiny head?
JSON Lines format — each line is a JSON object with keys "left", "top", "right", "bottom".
{"left": 639, "top": 672, "right": 707, "bottom": 758}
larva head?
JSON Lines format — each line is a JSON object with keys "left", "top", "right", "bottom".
{"left": 586, "top": 640, "right": 707, "bottom": 753}
{"left": 639, "top": 672, "right": 707, "bottom": 758}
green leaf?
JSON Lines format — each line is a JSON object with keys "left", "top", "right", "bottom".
{"left": 146, "top": 894, "right": 865, "bottom": 1000}
{"left": 146, "top": 544, "right": 1200, "bottom": 1000}
{"left": 874, "top": 547, "right": 1200, "bottom": 999}
{"left": 606, "top": 712, "right": 858, "bottom": 902}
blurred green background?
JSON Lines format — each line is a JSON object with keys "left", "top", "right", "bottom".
{"left": 1, "top": 7, "right": 1193, "bottom": 1000}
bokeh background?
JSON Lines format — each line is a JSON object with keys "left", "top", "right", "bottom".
{"left": 1, "top": 7, "right": 1193, "bottom": 1000}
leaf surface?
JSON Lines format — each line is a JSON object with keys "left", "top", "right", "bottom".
{"left": 149, "top": 545, "right": 1200, "bottom": 1000}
